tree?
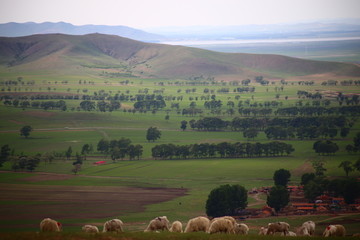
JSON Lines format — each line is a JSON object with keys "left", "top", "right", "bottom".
{"left": 313, "top": 140, "right": 339, "bottom": 155}
{"left": 301, "top": 172, "right": 316, "bottom": 186}
{"left": 180, "top": 120, "right": 187, "bottom": 131}
{"left": 243, "top": 128, "right": 258, "bottom": 140}
{"left": 0, "top": 144, "right": 11, "bottom": 167}
{"left": 72, "top": 153, "right": 83, "bottom": 174}
{"left": 354, "top": 159, "right": 360, "bottom": 172}
{"left": 342, "top": 178, "right": 360, "bottom": 204}
{"left": 65, "top": 146, "right": 72, "bottom": 161}
{"left": 146, "top": 127, "right": 161, "bottom": 142}
{"left": 312, "top": 160, "right": 327, "bottom": 176}
{"left": 20, "top": 125, "right": 33, "bottom": 138}
{"left": 267, "top": 185, "right": 289, "bottom": 212}
{"left": 81, "top": 144, "right": 92, "bottom": 160}
{"left": 206, "top": 184, "right": 247, "bottom": 218}
{"left": 338, "top": 161, "right": 354, "bottom": 177}
{"left": 304, "top": 180, "right": 324, "bottom": 202}
{"left": 273, "top": 169, "right": 291, "bottom": 187}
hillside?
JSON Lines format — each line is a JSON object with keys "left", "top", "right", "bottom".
{"left": 0, "top": 33, "right": 360, "bottom": 79}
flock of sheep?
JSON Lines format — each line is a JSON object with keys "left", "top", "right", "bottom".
{"left": 40, "top": 216, "right": 349, "bottom": 237}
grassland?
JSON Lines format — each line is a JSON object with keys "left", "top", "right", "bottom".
{"left": 189, "top": 39, "right": 360, "bottom": 63}
{"left": 0, "top": 65, "right": 360, "bottom": 238}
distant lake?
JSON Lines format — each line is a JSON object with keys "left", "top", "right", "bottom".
{"left": 161, "top": 36, "right": 360, "bottom": 46}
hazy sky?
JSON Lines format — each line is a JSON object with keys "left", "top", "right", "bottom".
{"left": 0, "top": 0, "right": 359, "bottom": 29}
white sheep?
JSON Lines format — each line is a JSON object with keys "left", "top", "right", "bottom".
{"left": 281, "top": 231, "right": 297, "bottom": 236}
{"left": 234, "top": 223, "right": 249, "bottom": 235}
{"left": 169, "top": 220, "right": 183, "bottom": 233}
{"left": 144, "top": 216, "right": 170, "bottom": 232}
{"left": 267, "top": 222, "right": 290, "bottom": 235}
{"left": 302, "top": 220, "right": 315, "bottom": 235}
{"left": 208, "top": 218, "right": 235, "bottom": 234}
{"left": 323, "top": 224, "right": 346, "bottom": 237}
{"left": 40, "top": 218, "right": 62, "bottom": 232}
{"left": 184, "top": 216, "right": 210, "bottom": 233}
{"left": 82, "top": 225, "right": 99, "bottom": 233}
{"left": 103, "top": 219, "right": 124, "bottom": 233}
{"left": 296, "top": 225, "right": 310, "bottom": 236}
{"left": 258, "top": 227, "right": 268, "bottom": 235}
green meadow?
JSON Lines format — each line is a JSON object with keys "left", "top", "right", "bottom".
{"left": 1, "top": 70, "right": 360, "bottom": 237}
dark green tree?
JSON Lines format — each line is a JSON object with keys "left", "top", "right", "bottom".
{"left": 97, "top": 139, "right": 109, "bottom": 153}
{"left": 339, "top": 160, "right": 354, "bottom": 177}
{"left": 0, "top": 144, "right": 11, "bottom": 167}
{"left": 20, "top": 125, "right": 33, "bottom": 138}
{"left": 304, "top": 180, "right": 324, "bottom": 201}
{"left": 243, "top": 128, "right": 258, "bottom": 140}
{"left": 26, "top": 155, "right": 40, "bottom": 172}
{"left": 180, "top": 120, "right": 187, "bottom": 131}
{"left": 312, "top": 160, "right": 327, "bottom": 176}
{"left": 65, "top": 146, "right": 72, "bottom": 161}
{"left": 301, "top": 172, "right": 316, "bottom": 186}
{"left": 146, "top": 127, "right": 161, "bottom": 142}
{"left": 342, "top": 178, "right": 360, "bottom": 204}
{"left": 354, "top": 159, "right": 360, "bottom": 172}
{"left": 267, "top": 185, "right": 289, "bottom": 212}
{"left": 206, "top": 184, "right": 247, "bottom": 217}
{"left": 273, "top": 169, "right": 291, "bottom": 187}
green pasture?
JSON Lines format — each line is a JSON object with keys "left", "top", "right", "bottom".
{"left": 1, "top": 70, "right": 360, "bottom": 235}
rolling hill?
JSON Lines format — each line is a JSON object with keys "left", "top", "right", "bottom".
{"left": 0, "top": 33, "right": 359, "bottom": 79}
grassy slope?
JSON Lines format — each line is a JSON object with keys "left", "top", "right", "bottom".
{"left": 1, "top": 34, "right": 360, "bottom": 79}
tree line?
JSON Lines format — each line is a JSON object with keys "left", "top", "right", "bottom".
{"left": 183, "top": 116, "right": 352, "bottom": 140}
{"left": 151, "top": 141, "right": 294, "bottom": 160}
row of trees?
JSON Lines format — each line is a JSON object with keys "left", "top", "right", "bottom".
{"left": 96, "top": 138, "right": 143, "bottom": 161}
{"left": 3, "top": 100, "right": 67, "bottom": 111}
{"left": 151, "top": 141, "right": 294, "bottom": 160}
{"left": 187, "top": 116, "right": 351, "bottom": 131}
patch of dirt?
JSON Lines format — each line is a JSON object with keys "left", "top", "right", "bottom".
{"left": 9, "top": 119, "right": 25, "bottom": 125}
{"left": 291, "top": 159, "right": 313, "bottom": 177}
{"left": 23, "top": 111, "right": 57, "bottom": 118}
{"left": 0, "top": 182, "right": 187, "bottom": 223}
{"left": 23, "top": 173, "right": 75, "bottom": 182}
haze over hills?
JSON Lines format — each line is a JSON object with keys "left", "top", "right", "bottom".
{"left": 0, "top": 33, "right": 359, "bottom": 80}
{"left": 1, "top": 20, "right": 360, "bottom": 43}
{"left": 0, "top": 22, "right": 165, "bottom": 42}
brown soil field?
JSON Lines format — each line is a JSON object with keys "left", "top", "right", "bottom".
{"left": 0, "top": 182, "right": 187, "bottom": 229}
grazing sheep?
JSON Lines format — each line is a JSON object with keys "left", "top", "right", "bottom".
{"left": 296, "top": 225, "right": 310, "bottom": 236}
{"left": 103, "top": 219, "right": 124, "bottom": 233}
{"left": 82, "top": 225, "right": 99, "bottom": 233}
{"left": 302, "top": 220, "right": 315, "bottom": 236}
{"left": 323, "top": 224, "right": 346, "bottom": 237}
{"left": 211, "top": 216, "right": 237, "bottom": 226}
{"left": 234, "top": 223, "right": 249, "bottom": 235}
{"left": 169, "top": 221, "right": 183, "bottom": 233}
{"left": 184, "top": 216, "right": 210, "bottom": 233}
{"left": 40, "top": 218, "right": 62, "bottom": 232}
{"left": 144, "top": 216, "right": 170, "bottom": 232}
{"left": 208, "top": 218, "right": 235, "bottom": 234}
{"left": 281, "top": 231, "right": 297, "bottom": 236}
{"left": 258, "top": 227, "right": 268, "bottom": 235}
{"left": 266, "top": 222, "right": 290, "bottom": 235}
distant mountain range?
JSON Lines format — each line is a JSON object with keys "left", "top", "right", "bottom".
{"left": 0, "top": 22, "right": 165, "bottom": 42}
{"left": 1, "top": 20, "right": 360, "bottom": 43}
{"left": 1, "top": 33, "right": 359, "bottom": 79}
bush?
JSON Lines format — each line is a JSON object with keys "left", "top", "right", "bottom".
{"left": 205, "top": 184, "right": 247, "bottom": 218}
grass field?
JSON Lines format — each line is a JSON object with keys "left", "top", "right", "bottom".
{"left": 0, "top": 66, "right": 360, "bottom": 238}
